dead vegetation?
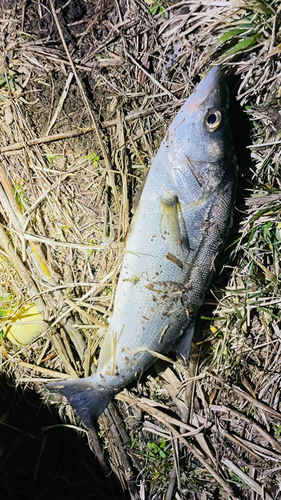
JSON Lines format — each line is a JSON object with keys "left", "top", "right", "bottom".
{"left": 0, "top": 0, "right": 281, "bottom": 499}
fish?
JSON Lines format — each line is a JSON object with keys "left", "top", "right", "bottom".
{"left": 47, "top": 66, "right": 237, "bottom": 429}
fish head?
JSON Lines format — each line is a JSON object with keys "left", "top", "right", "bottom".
{"left": 165, "top": 66, "right": 235, "bottom": 205}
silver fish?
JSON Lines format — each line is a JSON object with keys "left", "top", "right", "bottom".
{"left": 47, "top": 67, "right": 237, "bottom": 428}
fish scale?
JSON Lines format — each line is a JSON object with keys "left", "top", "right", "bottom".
{"left": 47, "top": 66, "right": 237, "bottom": 429}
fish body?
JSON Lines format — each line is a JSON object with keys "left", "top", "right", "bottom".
{"left": 47, "top": 67, "right": 237, "bottom": 428}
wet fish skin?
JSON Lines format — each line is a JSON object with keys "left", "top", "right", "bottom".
{"left": 47, "top": 67, "right": 237, "bottom": 428}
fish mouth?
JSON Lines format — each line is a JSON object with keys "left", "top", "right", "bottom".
{"left": 184, "top": 66, "right": 223, "bottom": 112}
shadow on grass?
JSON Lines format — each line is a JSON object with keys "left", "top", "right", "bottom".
{"left": 0, "top": 377, "right": 130, "bottom": 500}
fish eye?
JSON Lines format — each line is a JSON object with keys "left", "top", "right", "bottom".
{"left": 205, "top": 110, "right": 222, "bottom": 132}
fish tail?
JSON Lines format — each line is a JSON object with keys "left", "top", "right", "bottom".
{"left": 46, "top": 376, "right": 112, "bottom": 428}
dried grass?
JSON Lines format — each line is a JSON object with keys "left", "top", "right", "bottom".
{"left": 0, "top": 0, "right": 281, "bottom": 499}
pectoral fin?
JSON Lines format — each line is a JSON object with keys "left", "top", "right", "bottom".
{"left": 160, "top": 196, "right": 189, "bottom": 254}
{"left": 177, "top": 199, "right": 189, "bottom": 251}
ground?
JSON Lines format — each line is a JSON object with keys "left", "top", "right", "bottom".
{"left": 0, "top": 1, "right": 281, "bottom": 500}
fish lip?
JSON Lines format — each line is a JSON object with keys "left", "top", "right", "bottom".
{"left": 184, "top": 66, "right": 223, "bottom": 112}
{"left": 197, "top": 66, "right": 222, "bottom": 95}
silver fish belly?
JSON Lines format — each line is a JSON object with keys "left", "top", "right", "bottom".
{"left": 47, "top": 66, "right": 237, "bottom": 428}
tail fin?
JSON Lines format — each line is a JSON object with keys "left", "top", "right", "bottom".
{"left": 46, "top": 376, "right": 112, "bottom": 428}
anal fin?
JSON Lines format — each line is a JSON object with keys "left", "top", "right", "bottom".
{"left": 174, "top": 321, "right": 195, "bottom": 361}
